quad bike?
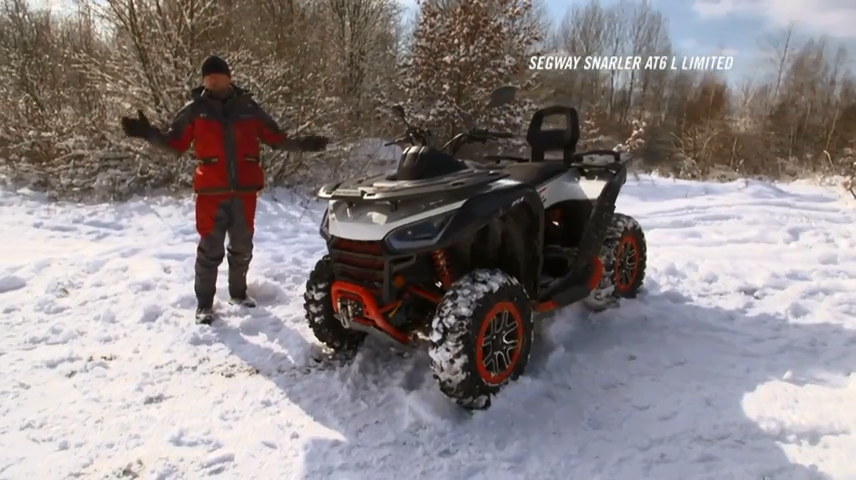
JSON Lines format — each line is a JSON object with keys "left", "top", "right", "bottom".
{"left": 303, "top": 86, "right": 647, "bottom": 409}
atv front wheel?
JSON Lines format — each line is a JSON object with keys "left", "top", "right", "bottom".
{"left": 585, "top": 213, "right": 647, "bottom": 311}
{"left": 303, "top": 256, "right": 367, "bottom": 354}
{"left": 428, "top": 269, "right": 534, "bottom": 410}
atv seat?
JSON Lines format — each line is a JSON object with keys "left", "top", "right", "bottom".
{"left": 504, "top": 161, "right": 567, "bottom": 186}
{"left": 395, "top": 145, "right": 467, "bottom": 181}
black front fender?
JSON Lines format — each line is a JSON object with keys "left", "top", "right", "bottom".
{"left": 381, "top": 184, "right": 545, "bottom": 292}
{"left": 435, "top": 183, "right": 544, "bottom": 250}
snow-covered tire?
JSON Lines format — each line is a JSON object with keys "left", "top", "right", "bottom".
{"left": 303, "top": 256, "right": 367, "bottom": 354}
{"left": 428, "top": 269, "right": 534, "bottom": 410}
{"left": 585, "top": 213, "right": 647, "bottom": 311}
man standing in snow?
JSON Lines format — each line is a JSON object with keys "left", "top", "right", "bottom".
{"left": 120, "top": 55, "right": 329, "bottom": 324}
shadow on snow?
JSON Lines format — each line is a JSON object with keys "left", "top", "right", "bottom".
{"left": 210, "top": 279, "right": 851, "bottom": 480}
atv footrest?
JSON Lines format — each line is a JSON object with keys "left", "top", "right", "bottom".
{"left": 552, "top": 284, "right": 590, "bottom": 306}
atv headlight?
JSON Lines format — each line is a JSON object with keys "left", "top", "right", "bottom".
{"left": 384, "top": 213, "right": 452, "bottom": 250}
{"left": 319, "top": 208, "right": 330, "bottom": 239}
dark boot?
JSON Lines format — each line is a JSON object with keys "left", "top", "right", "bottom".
{"left": 229, "top": 295, "right": 257, "bottom": 308}
{"left": 195, "top": 305, "right": 216, "bottom": 325}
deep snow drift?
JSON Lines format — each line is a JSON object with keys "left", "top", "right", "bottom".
{"left": 1, "top": 176, "right": 855, "bottom": 480}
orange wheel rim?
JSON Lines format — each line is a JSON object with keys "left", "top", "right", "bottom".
{"left": 615, "top": 235, "right": 640, "bottom": 292}
{"left": 474, "top": 301, "right": 524, "bottom": 385}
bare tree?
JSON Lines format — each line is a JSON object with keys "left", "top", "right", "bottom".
{"left": 321, "top": 0, "right": 402, "bottom": 135}
{"left": 761, "top": 22, "right": 796, "bottom": 107}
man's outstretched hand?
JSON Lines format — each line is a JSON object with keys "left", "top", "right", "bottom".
{"left": 121, "top": 110, "right": 153, "bottom": 139}
{"left": 296, "top": 135, "right": 329, "bottom": 152}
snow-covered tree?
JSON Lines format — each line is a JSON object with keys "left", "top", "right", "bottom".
{"left": 400, "top": 0, "right": 541, "bottom": 143}
{"left": 6, "top": 0, "right": 856, "bottom": 198}
{"left": 615, "top": 118, "right": 646, "bottom": 154}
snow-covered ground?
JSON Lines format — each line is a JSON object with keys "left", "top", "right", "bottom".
{"left": 1, "top": 176, "right": 855, "bottom": 480}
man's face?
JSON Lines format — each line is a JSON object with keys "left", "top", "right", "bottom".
{"left": 203, "top": 73, "right": 231, "bottom": 95}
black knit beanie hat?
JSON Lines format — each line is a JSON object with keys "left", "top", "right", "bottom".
{"left": 201, "top": 55, "right": 231, "bottom": 77}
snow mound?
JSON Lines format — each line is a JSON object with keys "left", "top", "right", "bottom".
{"left": 1, "top": 176, "right": 855, "bottom": 479}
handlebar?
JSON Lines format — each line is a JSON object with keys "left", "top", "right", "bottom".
{"left": 469, "top": 129, "right": 515, "bottom": 140}
{"left": 384, "top": 127, "right": 516, "bottom": 154}
{"left": 384, "top": 127, "right": 432, "bottom": 147}
{"left": 484, "top": 155, "right": 528, "bottom": 163}
{"left": 488, "top": 131, "right": 515, "bottom": 139}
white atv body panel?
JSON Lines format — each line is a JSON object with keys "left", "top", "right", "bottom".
{"left": 535, "top": 152, "right": 616, "bottom": 206}
{"left": 327, "top": 178, "right": 520, "bottom": 241}
{"left": 327, "top": 198, "right": 466, "bottom": 241}
{"left": 327, "top": 155, "right": 614, "bottom": 241}
{"left": 538, "top": 171, "right": 605, "bottom": 207}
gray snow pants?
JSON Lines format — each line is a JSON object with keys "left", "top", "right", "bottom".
{"left": 194, "top": 194, "right": 257, "bottom": 307}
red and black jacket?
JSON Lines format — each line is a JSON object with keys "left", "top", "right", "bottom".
{"left": 148, "top": 85, "right": 287, "bottom": 194}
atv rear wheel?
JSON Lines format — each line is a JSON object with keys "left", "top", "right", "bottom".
{"left": 585, "top": 213, "right": 647, "bottom": 311}
{"left": 303, "top": 256, "right": 367, "bottom": 354}
{"left": 428, "top": 269, "right": 534, "bottom": 410}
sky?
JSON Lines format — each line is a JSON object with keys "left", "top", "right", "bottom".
{"left": 400, "top": 0, "right": 856, "bottom": 81}
{"left": 33, "top": 0, "right": 856, "bottom": 81}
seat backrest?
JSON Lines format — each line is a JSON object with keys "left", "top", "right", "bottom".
{"left": 526, "top": 105, "right": 580, "bottom": 162}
